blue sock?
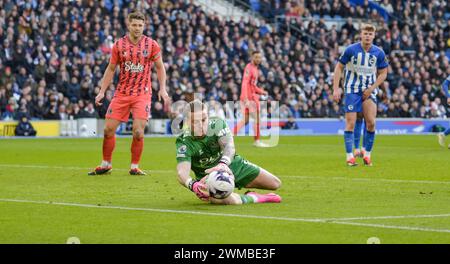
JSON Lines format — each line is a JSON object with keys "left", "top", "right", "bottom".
{"left": 365, "top": 131, "right": 376, "bottom": 152}
{"left": 354, "top": 119, "right": 363, "bottom": 149}
{"left": 444, "top": 128, "right": 450, "bottom": 136}
{"left": 362, "top": 122, "right": 367, "bottom": 149}
{"left": 344, "top": 131, "right": 354, "bottom": 154}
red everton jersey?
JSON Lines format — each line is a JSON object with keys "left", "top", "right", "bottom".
{"left": 110, "top": 35, "right": 161, "bottom": 96}
{"left": 240, "top": 63, "right": 264, "bottom": 101}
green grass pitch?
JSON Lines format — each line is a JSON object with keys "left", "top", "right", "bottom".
{"left": 0, "top": 135, "right": 449, "bottom": 243}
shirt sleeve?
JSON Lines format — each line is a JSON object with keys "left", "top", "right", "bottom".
{"left": 176, "top": 138, "right": 191, "bottom": 163}
{"left": 215, "top": 118, "right": 232, "bottom": 138}
{"left": 109, "top": 41, "right": 120, "bottom": 65}
{"left": 149, "top": 40, "right": 161, "bottom": 62}
{"left": 338, "top": 46, "right": 352, "bottom": 65}
{"left": 240, "top": 66, "right": 251, "bottom": 99}
{"left": 376, "top": 50, "right": 389, "bottom": 69}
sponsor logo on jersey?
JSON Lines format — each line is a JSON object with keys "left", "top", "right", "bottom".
{"left": 178, "top": 145, "right": 187, "bottom": 154}
{"left": 124, "top": 61, "right": 144, "bottom": 73}
{"left": 177, "top": 145, "right": 187, "bottom": 158}
{"left": 143, "top": 50, "right": 148, "bottom": 57}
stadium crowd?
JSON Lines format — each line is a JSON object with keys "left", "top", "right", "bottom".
{"left": 0, "top": 0, "right": 449, "bottom": 123}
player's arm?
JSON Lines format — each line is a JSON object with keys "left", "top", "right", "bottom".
{"left": 332, "top": 62, "right": 345, "bottom": 102}
{"left": 363, "top": 68, "right": 388, "bottom": 100}
{"left": 205, "top": 123, "right": 234, "bottom": 176}
{"left": 96, "top": 40, "right": 120, "bottom": 106}
{"left": 218, "top": 131, "right": 235, "bottom": 167}
{"left": 177, "top": 161, "right": 192, "bottom": 188}
{"left": 177, "top": 161, "right": 209, "bottom": 201}
{"left": 364, "top": 51, "right": 389, "bottom": 99}
{"left": 253, "top": 85, "right": 268, "bottom": 96}
{"left": 241, "top": 67, "right": 251, "bottom": 100}
{"left": 154, "top": 56, "right": 170, "bottom": 102}
{"left": 95, "top": 62, "right": 117, "bottom": 106}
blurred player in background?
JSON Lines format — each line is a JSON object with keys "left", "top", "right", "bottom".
{"left": 233, "top": 51, "right": 270, "bottom": 147}
{"left": 333, "top": 23, "right": 388, "bottom": 166}
{"left": 88, "top": 11, "right": 170, "bottom": 176}
{"left": 176, "top": 100, "right": 282, "bottom": 205}
{"left": 437, "top": 75, "right": 450, "bottom": 148}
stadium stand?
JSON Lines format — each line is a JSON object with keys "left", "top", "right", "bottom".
{"left": 0, "top": 0, "right": 449, "bottom": 122}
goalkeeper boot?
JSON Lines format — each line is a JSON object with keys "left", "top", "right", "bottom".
{"left": 88, "top": 166, "right": 112, "bottom": 175}
{"left": 129, "top": 168, "right": 147, "bottom": 176}
{"left": 245, "top": 191, "right": 282, "bottom": 203}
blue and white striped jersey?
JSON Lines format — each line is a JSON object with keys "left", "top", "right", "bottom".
{"left": 338, "top": 42, "right": 388, "bottom": 94}
{"left": 442, "top": 75, "right": 450, "bottom": 98}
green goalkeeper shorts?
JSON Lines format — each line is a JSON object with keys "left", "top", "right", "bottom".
{"left": 229, "top": 155, "right": 261, "bottom": 189}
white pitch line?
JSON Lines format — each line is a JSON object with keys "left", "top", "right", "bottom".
{"left": 1, "top": 198, "right": 450, "bottom": 234}
{"left": 322, "top": 213, "right": 450, "bottom": 221}
{"left": 1, "top": 163, "right": 449, "bottom": 185}
{"left": 279, "top": 175, "right": 450, "bottom": 185}
{"left": 332, "top": 221, "right": 450, "bottom": 234}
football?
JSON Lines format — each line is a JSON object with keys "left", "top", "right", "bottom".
{"left": 206, "top": 170, "right": 235, "bottom": 199}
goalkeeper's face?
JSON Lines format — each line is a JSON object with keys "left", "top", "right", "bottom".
{"left": 189, "top": 109, "right": 209, "bottom": 138}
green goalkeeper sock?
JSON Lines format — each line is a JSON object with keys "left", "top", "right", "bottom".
{"left": 240, "top": 194, "right": 255, "bottom": 204}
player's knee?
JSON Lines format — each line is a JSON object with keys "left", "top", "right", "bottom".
{"left": 104, "top": 126, "right": 115, "bottom": 137}
{"left": 366, "top": 120, "right": 376, "bottom": 131}
{"left": 345, "top": 124, "right": 355, "bottom": 131}
{"left": 133, "top": 129, "right": 144, "bottom": 139}
{"left": 270, "top": 177, "right": 282, "bottom": 190}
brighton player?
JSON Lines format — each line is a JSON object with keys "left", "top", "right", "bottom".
{"left": 88, "top": 11, "right": 170, "bottom": 175}
{"left": 176, "top": 100, "right": 282, "bottom": 205}
{"left": 437, "top": 75, "right": 450, "bottom": 148}
{"left": 233, "top": 51, "right": 270, "bottom": 147}
{"left": 333, "top": 23, "right": 388, "bottom": 166}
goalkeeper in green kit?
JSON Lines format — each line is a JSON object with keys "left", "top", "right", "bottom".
{"left": 175, "top": 100, "right": 282, "bottom": 205}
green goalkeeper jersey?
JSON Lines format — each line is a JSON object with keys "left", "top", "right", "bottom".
{"left": 175, "top": 117, "right": 231, "bottom": 179}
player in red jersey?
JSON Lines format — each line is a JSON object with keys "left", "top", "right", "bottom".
{"left": 233, "top": 51, "right": 269, "bottom": 147}
{"left": 88, "top": 11, "right": 170, "bottom": 176}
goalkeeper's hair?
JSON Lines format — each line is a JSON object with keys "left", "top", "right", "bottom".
{"left": 183, "top": 100, "right": 207, "bottom": 118}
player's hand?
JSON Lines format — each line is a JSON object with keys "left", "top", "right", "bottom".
{"left": 362, "top": 88, "right": 372, "bottom": 100}
{"left": 95, "top": 92, "right": 105, "bottom": 106}
{"left": 191, "top": 181, "right": 209, "bottom": 201}
{"left": 158, "top": 89, "right": 170, "bottom": 103}
{"left": 204, "top": 163, "right": 233, "bottom": 177}
{"left": 333, "top": 89, "right": 342, "bottom": 103}
{"left": 447, "top": 98, "right": 450, "bottom": 105}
